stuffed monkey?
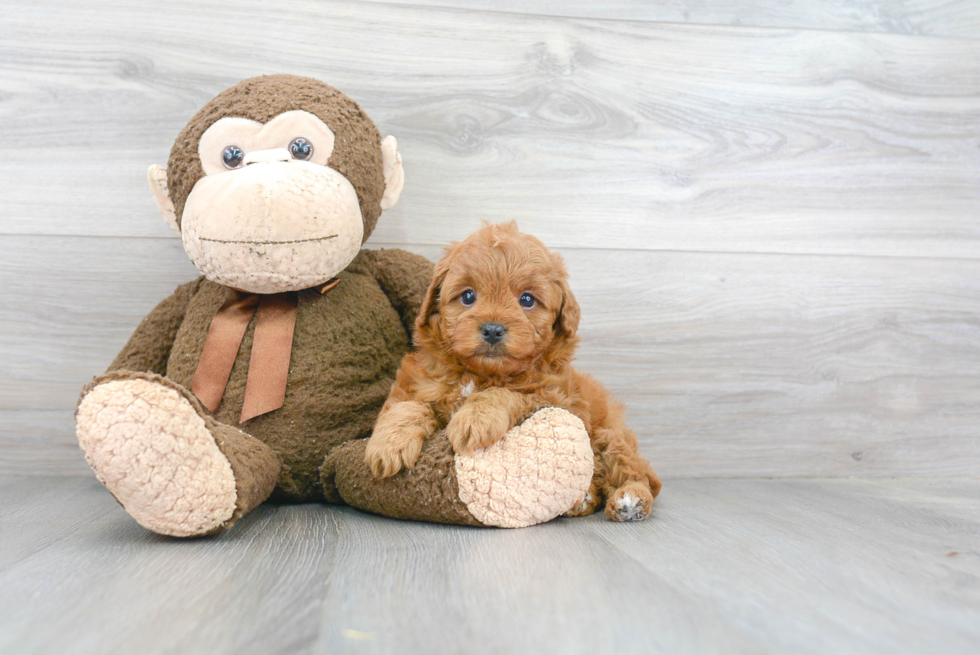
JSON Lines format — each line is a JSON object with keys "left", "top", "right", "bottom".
{"left": 75, "top": 75, "right": 592, "bottom": 536}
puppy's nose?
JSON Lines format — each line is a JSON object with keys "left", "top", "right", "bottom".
{"left": 481, "top": 322, "right": 507, "bottom": 345}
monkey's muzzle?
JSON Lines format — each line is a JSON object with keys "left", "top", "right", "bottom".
{"left": 181, "top": 161, "right": 364, "bottom": 294}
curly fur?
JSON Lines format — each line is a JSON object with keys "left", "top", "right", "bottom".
{"left": 365, "top": 221, "right": 662, "bottom": 521}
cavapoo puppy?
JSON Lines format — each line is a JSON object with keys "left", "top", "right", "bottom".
{"left": 364, "top": 221, "right": 661, "bottom": 521}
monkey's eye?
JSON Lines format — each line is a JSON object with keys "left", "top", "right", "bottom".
{"left": 519, "top": 292, "right": 536, "bottom": 308}
{"left": 460, "top": 289, "right": 477, "bottom": 306}
{"left": 289, "top": 137, "right": 314, "bottom": 161}
{"left": 222, "top": 145, "right": 244, "bottom": 169}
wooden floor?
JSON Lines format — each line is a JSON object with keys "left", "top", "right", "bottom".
{"left": 1, "top": 474, "right": 977, "bottom": 654}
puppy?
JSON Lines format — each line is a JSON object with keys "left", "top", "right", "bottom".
{"left": 364, "top": 221, "right": 661, "bottom": 521}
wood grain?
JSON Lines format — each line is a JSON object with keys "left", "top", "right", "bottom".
{"left": 4, "top": 235, "right": 978, "bottom": 478}
{"left": 2, "top": 475, "right": 977, "bottom": 654}
{"left": 366, "top": 0, "right": 980, "bottom": 39}
{"left": 590, "top": 477, "right": 980, "bottom": 655}
{"left": 2, "top": 1, "right": 978, "bottom": 479}
{"left": 0, "top": 476, "right": 339, "bottom": 654}
{"left": 1, "top": 1, "right": 979, "bottom": 258}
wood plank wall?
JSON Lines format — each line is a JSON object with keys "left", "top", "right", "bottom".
{"left": 1, "top": 0, "right": 978, "bottom": 477}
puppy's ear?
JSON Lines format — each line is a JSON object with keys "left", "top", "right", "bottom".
{"left": 554, "top": 275, "right": 581, "bottom": 339}
{"left": 414, "top": 255, "right": 451, "bottom": 338}
{"left": 551, "top": 253, "right": 580, "bottom": 339}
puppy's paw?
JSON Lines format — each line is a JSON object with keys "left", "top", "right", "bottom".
{"left": 563, "top": 480, "right": 602, "bottom": 518}
{"left": 364, "top": 427, "right": 424, "bottom": 479}
{"left": 605, "top": 481, "right": 654, "bottom": 522}
{"left": 447, "top": 403, "right": 511, "bottom": 455}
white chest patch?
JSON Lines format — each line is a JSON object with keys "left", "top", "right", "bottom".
{"left": 460, "top": 381, "right": 475, "bottom": 398}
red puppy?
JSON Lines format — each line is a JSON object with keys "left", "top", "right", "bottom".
{"left": 365, "top": 222, "right": 661, "bottom": 521}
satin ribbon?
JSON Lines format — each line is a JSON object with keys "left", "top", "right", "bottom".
{"left": 192, "top": 280, "right": 338, "bottom": 423}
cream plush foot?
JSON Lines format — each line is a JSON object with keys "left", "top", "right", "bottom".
{"left": 76, "top": 372, "right": 280, "bottom": 537}
{"left": 454, "top": 407, "right": 594, "bottom": 528}
{"left": 323, "top": 407, "right": 594, "bottom": 528}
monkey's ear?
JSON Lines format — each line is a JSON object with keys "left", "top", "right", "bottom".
{"left": 147, "top": 165, "right": 180, "bottom": 236}
{"left": 380, "top": 135, "right": 404, "bottom": 211}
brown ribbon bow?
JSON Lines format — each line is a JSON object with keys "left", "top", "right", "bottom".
{"left": 192, "top": 280, "right": 339, "bottom": 423}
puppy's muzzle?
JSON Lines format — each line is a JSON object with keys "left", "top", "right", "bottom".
{"left": 480, "top": 322, "right": 507, "bottom": 345}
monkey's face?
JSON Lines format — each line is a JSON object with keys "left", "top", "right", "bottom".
{"left": 178, "top": 111, "right": 363, "bottom": 293}
{"left": 148, "top": 77, "right": 405, "bottom": 295}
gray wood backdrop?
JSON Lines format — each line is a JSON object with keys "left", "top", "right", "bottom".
{"left": 1, "top": 0, "right": 978, "bottom": 478}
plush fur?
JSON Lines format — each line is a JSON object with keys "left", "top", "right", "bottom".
{"left": 167, "top": 74, "right": 386, "bottom": 239}
{"left": 365, "top": 222, "right": 662, "bottom": 521}
{"left": 76, "top": 75, "right": 436, "bottom": 536}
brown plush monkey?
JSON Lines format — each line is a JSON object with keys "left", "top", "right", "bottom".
{"left": 76, "top": 75, "right": 592, "bottom": 536}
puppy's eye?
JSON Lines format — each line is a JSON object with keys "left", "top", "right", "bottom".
{"left": 519, "top": 292, "right": 536, "bottom": 308}
{"left": 460, "top": 289, "right": 477, "bottom": 306}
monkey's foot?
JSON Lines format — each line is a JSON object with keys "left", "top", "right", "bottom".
{"left": 76, "top": 372, "right": 279, "bottom": 537}
{"left": 454, "top": 407, "right": 594, "bottom": 528}
{"left": 323, "top": 407, "right": 594, "bottom": 528}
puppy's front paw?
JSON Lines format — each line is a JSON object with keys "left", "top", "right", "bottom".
{"left": 605, "top": 481, "right": 654, "bottom": 522}
{"left": 447, "top": 403, "right": 511, "bottom": 455}
{"left": 364, "top": 427, "right": 424, "bottom": 479}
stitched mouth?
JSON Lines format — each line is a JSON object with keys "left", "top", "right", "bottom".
{"left": 199, "top": 235, "right": 338, "bottom": 245}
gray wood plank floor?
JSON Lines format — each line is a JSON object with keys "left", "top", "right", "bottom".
{"left": 1, "top": 475, "right": 977, "bottom": 654}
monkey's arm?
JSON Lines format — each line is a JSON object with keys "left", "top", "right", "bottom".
{"left": 365, "top": 248, "right": 435, "bottom": 340}
{"left": 106, "top": 278, "right": 202, "bottom": 375}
